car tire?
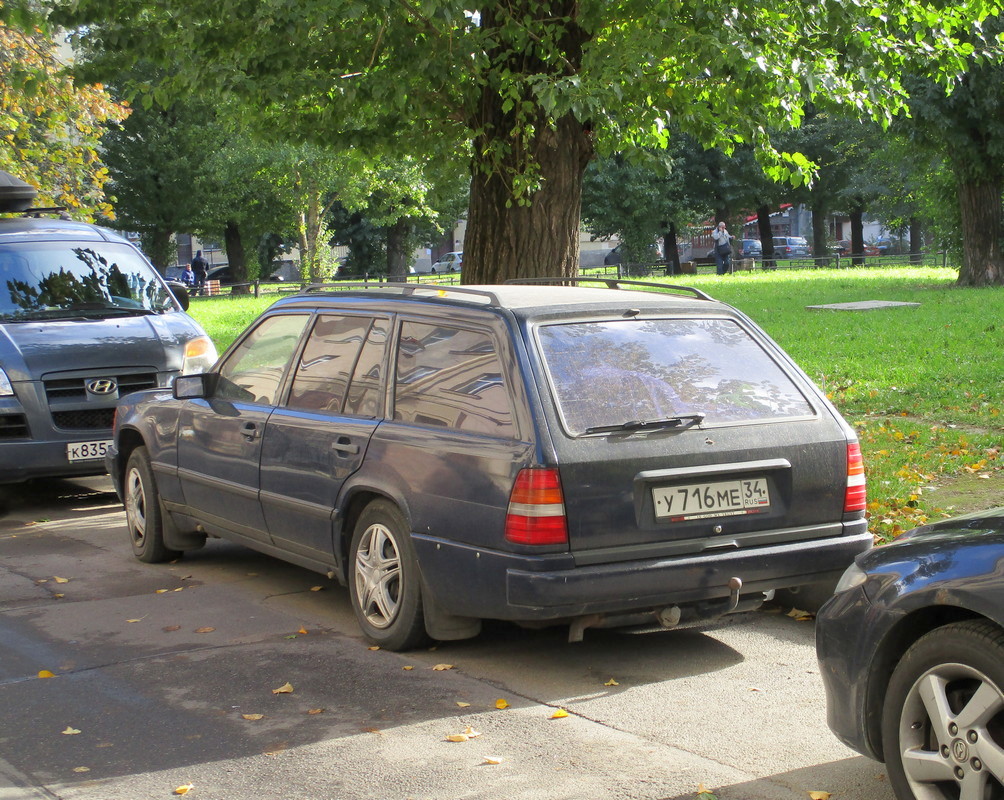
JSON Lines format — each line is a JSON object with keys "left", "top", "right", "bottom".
{"left": 124, "top": 446, "right": 180, "bottom": 564}
{"left": 348, "top": 499, "right": 428, "bottom": 651}
{"left": 881, "top": 619, "right": 1004, "bottom": 799}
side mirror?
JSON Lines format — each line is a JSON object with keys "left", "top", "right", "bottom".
{"left": 165, "top": 280, "right": 191, "bottom": 311}
{"left": 173, "top": 373, "right": 215, "bottom": 399}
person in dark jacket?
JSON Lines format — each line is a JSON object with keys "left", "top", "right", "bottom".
{"left": 190, "top": 250, "right": 209, "bottom": 295}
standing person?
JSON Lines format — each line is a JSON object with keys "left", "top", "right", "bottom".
{"left": 190, "top": 250, "right": 209, "bottom": 295}
{"left": 711, "top": 222, "right": 733, "bottom": 275}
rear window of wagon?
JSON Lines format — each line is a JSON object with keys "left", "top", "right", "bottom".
{"left": 535, "top": 317, "right": 814, "bottom": 435}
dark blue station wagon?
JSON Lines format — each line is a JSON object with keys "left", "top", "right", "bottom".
{"left": 107, "top": 280, "right": 872, "bottom": 650}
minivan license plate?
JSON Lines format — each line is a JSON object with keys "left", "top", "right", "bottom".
{"left": 653, "top": 478, "right": 770, "bottom": 521}
{"left": 66, "top": 440, "right": 112, "bottom": 462}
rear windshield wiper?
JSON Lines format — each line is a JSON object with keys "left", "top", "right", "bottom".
{"left": 584, "top": 413, "right": 706, "bottom": 435}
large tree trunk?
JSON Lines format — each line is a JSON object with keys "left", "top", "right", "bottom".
{"left": 811, "top": 200, "right": 828, "bottom": 266}
{"left": 756, "top": 205, "right": 775, "bottom": 269}
{"left": 386, "top": 217, "right": 412, "bottom": 281}
{"left": 909, "top": 216, "right": 924, "bottom": 265}
{"left": 850, "top": 209, "right": 865, "bottom": 267}
{"left": 140, "top": 228, "right": 175, "bottom": 272}
{"left": 462, "top": 1, "right": 592, "bottom": 285}
{"left": 224, "top": 220, "right": 249, "bottom": 295}
{"left": 957, "top": 177, "right": 1004, "bottom": 285}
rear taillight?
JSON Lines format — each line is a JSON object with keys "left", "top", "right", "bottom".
{"left": 504, "top": 468, "right": 568, "bottom": 546}
{"left": 844, "top": 442, "right": 867, "bottom": 512}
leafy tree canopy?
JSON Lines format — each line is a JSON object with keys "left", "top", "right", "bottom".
{"left": 0, "top": 18, "right": 128, "bottom": 216}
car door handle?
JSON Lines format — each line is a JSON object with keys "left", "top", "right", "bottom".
{"left": 331, "top": 436, "right": 359, "bottom": 455}
{"left": 240, "top": 422, "right": 259, "bottom": 441}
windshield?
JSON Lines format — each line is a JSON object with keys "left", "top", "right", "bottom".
{"left": 0, "top": 241, "right": 176, "bottom": 321}
{"left": 536, "top": 318, "right": 814, "bottom": 435}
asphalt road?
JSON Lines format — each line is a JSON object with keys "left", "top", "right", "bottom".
{"left": 0, "top": 477, "right": 894, "bottom": 800}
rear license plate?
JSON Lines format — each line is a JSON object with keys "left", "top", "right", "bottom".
{"left": 66, "top": 440, "right": 112, "bottom": 462}
{"left": 653, "top": 478, "right": 770, "bottom": 521}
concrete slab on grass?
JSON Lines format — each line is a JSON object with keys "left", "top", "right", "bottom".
{"left": 807, "top": 300, "right": 921, "bottom": 311}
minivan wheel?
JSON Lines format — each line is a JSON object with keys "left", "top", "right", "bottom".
{"left": 881, "top": 620, "right": 1004, "bottom": 800}
{"left": 124, "top": 446, "right": 180, "bottom": 564}
{"left": 349, "top": 500, "right": 428, "bottom": 651}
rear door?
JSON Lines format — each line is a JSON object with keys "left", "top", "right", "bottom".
{"left": 533, "top": 314, "right": 851, "bottom": 559}
{"left": 259, "top": 313, "right": 388, "bottom": 561}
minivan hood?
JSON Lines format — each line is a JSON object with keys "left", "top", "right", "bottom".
{"left": 0, "top": 315, "right": 187, "bottom": 380}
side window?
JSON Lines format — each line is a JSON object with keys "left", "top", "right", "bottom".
{"left": 344, "top": 317, "right": 389, "bottom": 418}
{"left": 215, "top": 314, "right": 309, "bottom": 405}
{"left": 393, "top": 320, "right": 515, "bottom": 437}
{"left": 287, "top": 314, "right": 373, "bottom": 413}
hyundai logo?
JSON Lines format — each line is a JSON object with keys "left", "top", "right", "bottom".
{"left": 86, "top": 378, "right": 118, "bottom": 395}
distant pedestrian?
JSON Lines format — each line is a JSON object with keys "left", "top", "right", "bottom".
{"left": 190, "top": 250, "right": 209, "bottom": 295}
{"left": 179, "top": 264, "right": 197, "bottom": 287}
{"left": 711, "top": 222, "right": 733, "bottom": 275}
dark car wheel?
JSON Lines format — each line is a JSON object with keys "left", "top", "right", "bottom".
{"left": 348, "top": 500, "right": 428, "bottom": 651}
{"left": 882, "top": 620, "right": 1004, "bottom": 800}
{"left": 124, "top": 446, "right": 180, "bottom": 564}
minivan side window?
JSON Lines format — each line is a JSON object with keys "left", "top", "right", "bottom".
{"left": 287, "top": 314, "right": 373, "bottom": 414}
{"left": 215, "top": 314, "right": 309, "bottom": 405}
{"left": 394, "top": 321, "right": 514, "bottom": 437}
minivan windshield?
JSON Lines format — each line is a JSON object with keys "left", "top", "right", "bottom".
{"left": 0, "top": 241, "right": 176, "bottom": 321}
{"left": 537, "top": 318, "right": 814, "bottom": 435}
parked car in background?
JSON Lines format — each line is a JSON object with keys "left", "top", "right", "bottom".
{"left": 0, "top": 170, "right": 217, "bottom": 490}
{"left": 417, "top": 251, "right": 462, "bottom": 274}
{"left": 816, "top": 508, "right": 1004, "bottom": 800}
{"left": 205, "top": 265, "right": 283, "bottom": 285}
{"left": 740, "top": 239, "right": 762, "bottom": 258}
{"left": 603, "top": 243, "right": 663, "bottom": 265}
{"left": 107, "top": 278, "right": 870, "bottom": 651}
{"left": 772, "top": 236, "right": 811, "bottom": 257}
{"left": 835, "top": 240, "right": 880, "bottom": 257}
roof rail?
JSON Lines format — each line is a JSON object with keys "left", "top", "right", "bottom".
{"left": 301, "top": 281, "right": 502, "bottom": 306}
{"left": 503, "top": 276, "right": 714, "bottom": 302}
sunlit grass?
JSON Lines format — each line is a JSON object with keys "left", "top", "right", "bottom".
{"left": 187, "top": 267, "right": 1004, "bottom": 542}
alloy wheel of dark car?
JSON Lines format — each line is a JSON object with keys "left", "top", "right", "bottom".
{"left": 349, "top": 500, "right": 427, "bottom": 650}
{"left": 124, "top": 447, "right": 180, "bottom": 564}
{"left": 882, "top": 620, "right": 1004, "bottom": 800}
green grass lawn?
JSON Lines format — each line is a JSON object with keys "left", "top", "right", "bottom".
{"left": 188, "top": 267, "right": 1003, "bottom": 543}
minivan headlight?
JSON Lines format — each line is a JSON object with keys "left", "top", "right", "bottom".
{"left": 181, "top": 336, "right": 218, "bottom": 374}
{"left": 0, "top": 367, "right": 13, "bottom": 397}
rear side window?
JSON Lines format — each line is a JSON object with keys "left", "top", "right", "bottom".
{"left": 287, "top": 314, "right": 373, "bottom": 413}
{"left": 537, "top": 318, "right": 813, "bottom": 435}
{"left": 394, "top": 321, "right": 515, "bottom": 437}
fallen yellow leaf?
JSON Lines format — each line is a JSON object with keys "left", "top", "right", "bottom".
{"left": 173, "top": 587, "right": 184, "bottom": 592}
{"left": 38, "top": 670, "right": 55, "bottom": 679}
{"left": 126, "top": 619, "right": 142, "bottom": 623}
{"left": 483, "top": 756, "right": 504, "bottom": 765}
{"left": 53, "top": 576, "right": 69, "bottom": 584}
{"left": 53, "top": 594, "right": 64, "bottom": 599}
{"left": 310, "top": 586, "right": 324, "bottom": 592}
{"left": 432, "top": 664, "right": 455, "bottom": 671}
{"left": 272, "top": 682, "right": 294, "bottom": 694}
{"left": 241, "top": 714, "right": 264, "bottom": 721}
{"left": 402, "top": 666, "right": 414, "bottom": 670}
{"left": 787, "top": 608, "right": 814, "bottom": 621}
{"left": 550, "top": 708, "right": 569, "bottom": 719}
{"left": 807, "top": 793, "right": 831, "bottom": 800}
{"left": 62, "top": 727, "right": 81, "bottom": 735}
{"left": 194, "top": 627, "right": 215, "bottom": 634}
{"left": 495, "top": 698, "right": 510, "bottom": 709}
{"left": 368, "top": 646, "right": 380, "bottom": 651}
{"left": 155, "top": 589, "right": 169, "bottom": 594}
{"left": 307, "top": 708, "right": 325, "bottom": 715}
{"left": 174, "top": 783, "right": 194, "bottom": 795}
{"left": 604, "top": 678, "right": 619, "bottom": 686}
{"left": 456, "top": 702, "right": 471, "bottom": 708}
{"left": 445, "top": 733, "right": 470, "bottom": 742}
{"left": 298, "top": 627, "right": 308, "bottom": 635}
{"left": 72, "top": 767, "right": 90, "bottom": 773}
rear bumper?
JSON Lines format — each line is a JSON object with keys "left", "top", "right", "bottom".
{"left": 414, "top": 525, "right": 874, "bottom": 622}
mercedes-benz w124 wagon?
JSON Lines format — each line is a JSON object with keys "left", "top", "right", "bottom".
{"left": 107, "top": 279, "right": 871, "bottom": 650}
